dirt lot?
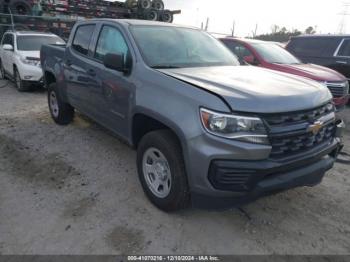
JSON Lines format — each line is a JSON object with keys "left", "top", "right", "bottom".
{"left": 0, "top": 80, "right": 349, "bottom": 255}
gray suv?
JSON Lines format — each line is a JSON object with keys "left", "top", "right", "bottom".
{"left": 41, "top": 20, "right": 344, "bottom": 211}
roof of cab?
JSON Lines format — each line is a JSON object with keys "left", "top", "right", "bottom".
{"left": 291, "top": 34, "right": 350, "bottom": 39}
{"left": 6, "top": 30, "right": 58, "bottom": 36}
{"left": 221, "top": 37, "right": 267, "bottom": 44}
{"left": 76, "top": 18, "right": 198, "bottom": 29}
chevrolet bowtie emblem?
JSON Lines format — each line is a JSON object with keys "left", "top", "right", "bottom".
{"left": 308, "top": 121, "right": 323, "bottom": 135}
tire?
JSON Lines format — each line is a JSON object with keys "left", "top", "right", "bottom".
{"left": 160, "top": 10, "right": 173, "bottom": 23}
{"left": 138, "top": 0, "right": 151, "bottom": 10}
{"left": 9, "top": 0, "right": 32, "bottom": 15}
{"left": 0, "top": 61, "right": 6, "bottom": 79}
{"left": 151, "top": 0, "right": 164, "bottom": 10}
{"left": 14, "top": 67, "right": 30, "bottom": 92}
{"left": 137, "top": 130, "right": 190, "bottom": 212}
{"left": 143, "top": 8, "right": 158, "bottom": 21}
{"left": 48, "top": 83, "right": 74, "bottom": 125}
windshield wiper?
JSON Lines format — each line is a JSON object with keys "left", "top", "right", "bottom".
{"left": 151, "top": 64, "right": 181, "bottom": 69}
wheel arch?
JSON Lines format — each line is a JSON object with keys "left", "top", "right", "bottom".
{"left": 131, "top": 111, "right": 186, "bottom": 150}
{"left": 44, "top": 70, "right": 57, "bottom": 87}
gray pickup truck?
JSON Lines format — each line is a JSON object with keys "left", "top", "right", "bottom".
{"left": 41, "top": 19, "right": 344, "bottom": 211}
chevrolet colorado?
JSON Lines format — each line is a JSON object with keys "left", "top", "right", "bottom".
{"left": 41, "top": 19, "right": 344, "bottom": 211}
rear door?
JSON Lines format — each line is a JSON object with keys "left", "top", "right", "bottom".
{"left": 333, "top": 38, "right": 350, "bottom": 81}
{"left": 64, "top": 23, "right": 97, "bottom": 114}
{"left": 86, "top": 23, "right": 134, "bottom": 138}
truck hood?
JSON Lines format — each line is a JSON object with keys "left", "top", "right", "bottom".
{"left": 159, "top": 66, "right": 332, "bottom": 113}
{"left": 269, "top": 63, "right": 346, "bottom": 82}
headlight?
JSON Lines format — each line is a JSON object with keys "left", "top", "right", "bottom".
{"left": 20, "top": 57, "right": 41, "bottom": 67}
{"left": 200, "top": 108, "right": 269, "bottom": 144}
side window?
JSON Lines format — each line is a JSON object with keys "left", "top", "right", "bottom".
{"left": 94, "top": 25, "right": 129, "bottom": 62}
{"left": 2, "top": 34, "right": 13, "bottom": 46}
{"left": 223, "top": 41, "right": 253, "bottom": 60}
{"left": 290, "top": 38, "right": 335, "bottom": 57}
{"left": 72, "top": 24, "right": 95, "bottom": 56}
{"left": 337, "top": 39, "right": 350, "bottom": 57}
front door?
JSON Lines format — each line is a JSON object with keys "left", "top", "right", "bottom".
{"left": 87, "top": 24, "right": 133, "bottom": 139}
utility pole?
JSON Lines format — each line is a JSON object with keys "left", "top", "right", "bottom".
{"left": 205, "top": 17, "right": 209, "bottom": 31}
{"left": 231, "top": 20, "right": 235, "bottom": 37}
{"left": 338, "top": 2, "right": 350, "bottom": 34}
{"left": 252, "top": 23, "right": 258, "bottom": 38}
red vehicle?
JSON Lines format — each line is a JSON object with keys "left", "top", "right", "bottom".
{"left": 220, "top": 38, "right": 349, "bottom": 108}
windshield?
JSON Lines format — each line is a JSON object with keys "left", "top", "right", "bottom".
{"left": 130, "top": 25, "right": 239, "bottom": 68}
{"left": 17, "top": 35, "right": 65, "bottom": 51}
{"left": 251, "top": 43, "right": 301, "bottom": 64}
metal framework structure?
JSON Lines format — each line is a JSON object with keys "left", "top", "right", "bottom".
{"left": 0, "top": 0, "right": 180, "bottom": 39}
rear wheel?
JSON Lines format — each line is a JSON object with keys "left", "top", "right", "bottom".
{"left": 14, "top": 68, "right": 30, "bottom": 92}
{"left": 48, "top": 83, "right": 74, "bottom": 125}
{"left": 137, "top": 130, "right": 190, "bottom": 212}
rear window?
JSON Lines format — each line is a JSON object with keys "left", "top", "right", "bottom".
{"left": 72, "top": 24, "right": 95, "bottom": 56}
{"left": 337, "top": 39, "right": 350, "bottom": 57}
{"left": 17, "top": 35, "right": 65, "bottom": 51}
{"left": 287, "top": 37, "right": 341, "bottom": 57}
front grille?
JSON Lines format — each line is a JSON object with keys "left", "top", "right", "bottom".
{"left": 269, "top": 122, "right": 336, "bottom": 158}
{"left": 263, "top": 103, "right": 334, "bottom": 126}
{"left": 326, "top": 82, "right": 348, "bottom": 98}
{"left": 261, "top": 103, "right": 336, "bottom": 159}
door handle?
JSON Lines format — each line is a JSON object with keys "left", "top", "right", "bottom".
{"left": 336, "top": 61, "right": 347, "bottom": 64}
{"left": 87, "top": 69, "right": 96, "bottom": 76}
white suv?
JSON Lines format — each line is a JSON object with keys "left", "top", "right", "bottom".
{"left": 0, "top": 31, "right": 65, "bottom": 91}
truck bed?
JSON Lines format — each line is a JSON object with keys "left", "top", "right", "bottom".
{"left": 41, "top": 44, "right": 65, "bottom": 74}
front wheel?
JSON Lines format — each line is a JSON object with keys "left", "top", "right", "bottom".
{"left": 0, "top": 61, "right": 6, "bottom": 79}
{"left": 14, "top": 68, "right": 30, "bottom": 92}
{"left": 137, "top": 130, "right": 190, "bottom": 212}
{"left": 48, "top": 83, "right": 74, "bottom": 125}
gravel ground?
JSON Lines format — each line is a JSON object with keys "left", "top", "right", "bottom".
{"left": 0, "top": 80, "right": 349, "bottom": 255}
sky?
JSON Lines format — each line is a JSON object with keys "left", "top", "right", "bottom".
{"left": 160, "top": 0, "right": 350, "bottom": 37}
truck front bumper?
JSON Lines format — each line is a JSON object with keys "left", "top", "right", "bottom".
{"left": 189, "top": 120, "right": 344, "bottom": 210}
{"left": 17, "top": 63, "right": 43, "bottom": 83}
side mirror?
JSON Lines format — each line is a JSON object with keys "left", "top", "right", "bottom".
{"left": 3, "top": 44, "right": 14, "bottom": 51}
{"left": 243, "top": 55, "right": 259, "bottom": 65}
{"left": 103, "top": 53, "right": 130, "bottom": 73}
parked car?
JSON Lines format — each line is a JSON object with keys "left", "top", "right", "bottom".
{"left": 41, "top": 20, "right": 343, "bottom": 211}
{"left": 220, "top": 38, "right": 349, "bottom": 109}
{"left": 0, "top": 30, "right": 65, "bottom": 91}
{"left": 286, "top": 35, "right": 350, "bottom": 84}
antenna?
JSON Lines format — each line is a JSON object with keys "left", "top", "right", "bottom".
{"left": 231, "top": 20, "right": 235, "bottom": 37}
{"left": 205, "top": 17, "right": 209, "bottom": 31}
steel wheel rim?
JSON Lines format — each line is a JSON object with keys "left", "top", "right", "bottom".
{"left": 49, "top": 91, "right": 59, "bottom": 118}
{"left": 142, "top": 147, "right": 172, "bottom": 198}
